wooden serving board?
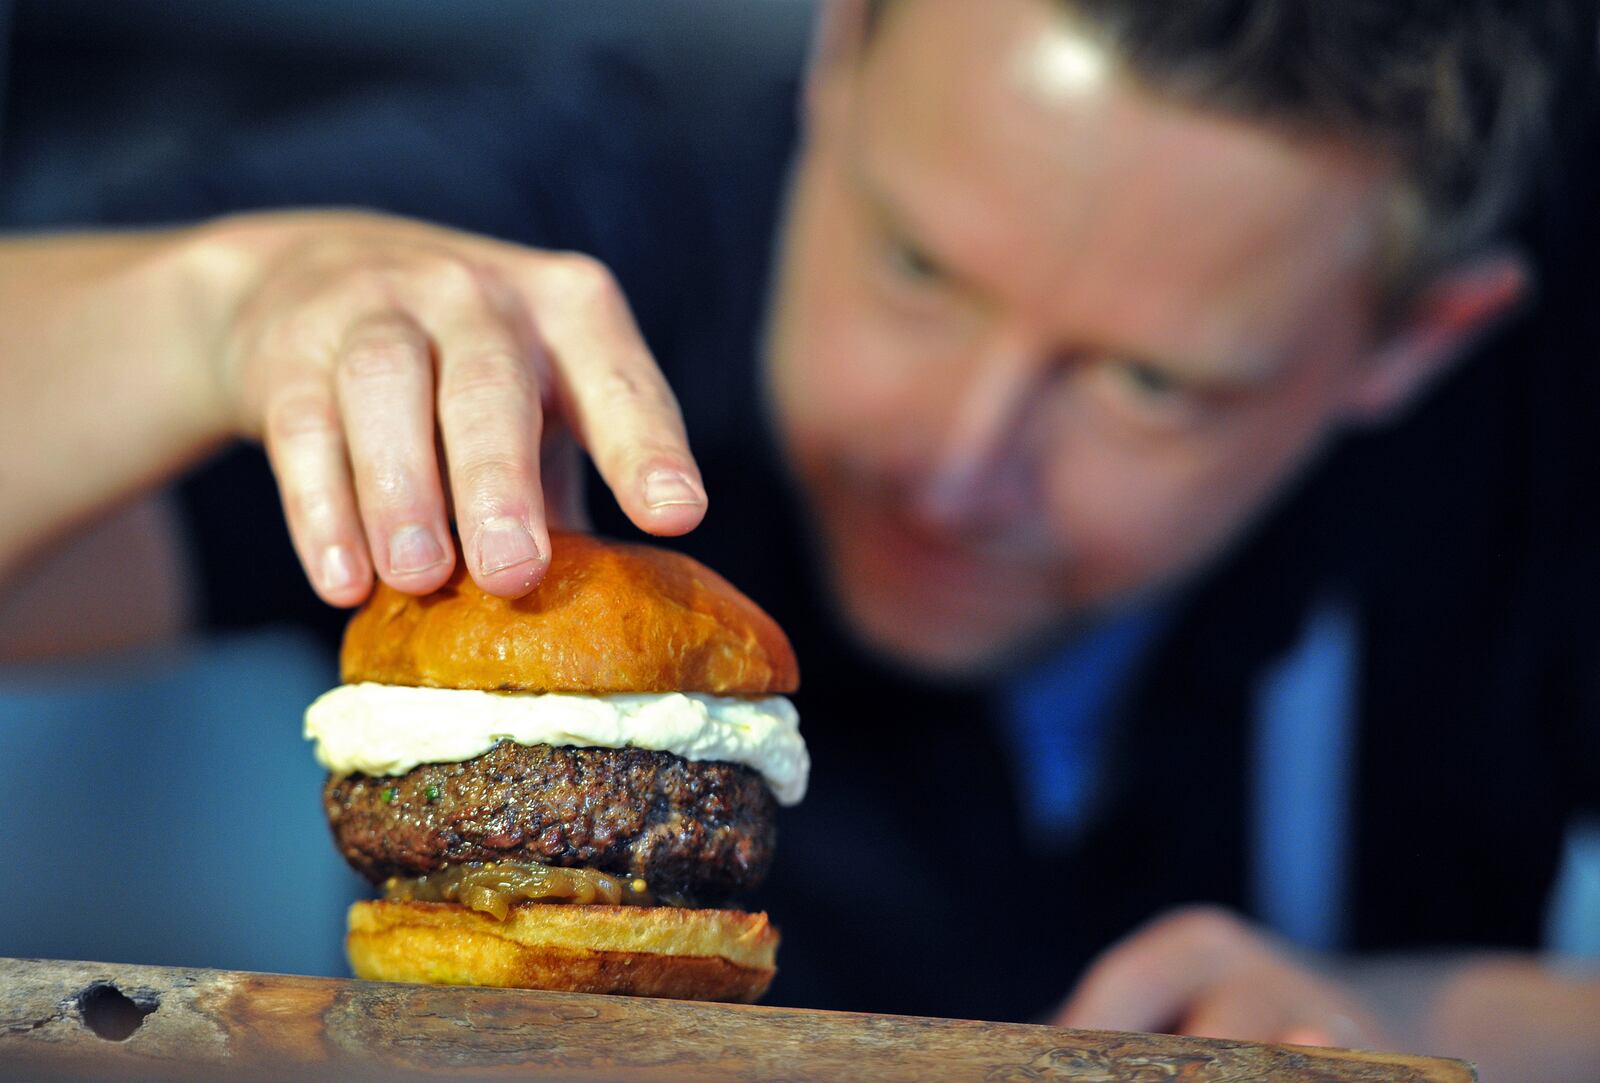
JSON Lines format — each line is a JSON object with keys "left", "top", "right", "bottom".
{"left": 0, "top": 956, "right": 1473, "bottom": 1082}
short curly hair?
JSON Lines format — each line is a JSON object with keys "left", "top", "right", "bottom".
{"left": 864, "top": 0, "right": 1588, "bottom": 300}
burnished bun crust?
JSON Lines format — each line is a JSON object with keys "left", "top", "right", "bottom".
{"left": 341, "top": 532, "right": 798, "bottom": 694}
{"left": 348, "top": 900, "right": 777, "bottom": 1002}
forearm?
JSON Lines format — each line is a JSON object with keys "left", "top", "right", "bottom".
{"left": 1346, "top": 953, "right": 1600, "bottom": 1082}
{"left": 0, "top": 225, "right": 228, "bottom": 581}
{"left": 0, "top": 214, "right": 352, "bottom": 585}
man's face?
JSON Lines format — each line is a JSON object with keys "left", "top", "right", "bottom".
{"left": 764, "top": 0, "right": 1398, "bottom": 675}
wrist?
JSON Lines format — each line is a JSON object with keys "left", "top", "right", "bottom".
{"left": 170, "top": 212, "right": 303, "bottom": 438}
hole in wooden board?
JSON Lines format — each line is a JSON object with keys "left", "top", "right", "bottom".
{"left": 75, "top": 982, "right": 158, "bottom": 1041}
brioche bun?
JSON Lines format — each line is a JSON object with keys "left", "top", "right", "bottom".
{"left": 347, "top": 899, "right": 778, "bottom": 1002}
{"left": 341, "top": 531, "right": 798, "bottom": 695}
{"left": 330, "top": 532, "right": 795, "bottom": 1002}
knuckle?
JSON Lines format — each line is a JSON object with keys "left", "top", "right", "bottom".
{"left": 622, "top": 443, "right": 692, "bottom": 478}
{"left": 1163, "top": 905, "right": 1244, "bottom": 948}
{"left": 320, "top": 269, "right": 392, "bottom": 319}
{"left": 546, "top": 252, "right": 621, "bottom": 308}
{"left": 416, "top": 251, "right": 482, "bottom": 302}
{"left": 264, "top": 386, "right": 339, "bottom": 445}
{"left": 598, "top": 366, "right": 646, "bottom": 402}
{"left": 287, "top": 486, "right": 341, "bottom": 530}
{"left": 253, "top": 301, "right": 337, "bottom": 362}
{"left": 594, "top": 366, "right": 674, "bottom": 415}
{"left": 337, "top": 333, "right": 422, "bottom": 383}
{"left": 595, "top": 440, "right": 687, "bottom": 483}
{"left": 269, "top": 459, "right": 344, "bottom": 533}
{"left": 362, "top": 463, "right": 417, "bottom": 505}
{"left": 445, "top": 348, "right": 534, "bottom": 403}
{"left": 457, "top": 454, "right": 533, "bottom": 500}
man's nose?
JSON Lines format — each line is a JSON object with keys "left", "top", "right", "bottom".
{"left": 911, "top": 334, "right": 1045, "bottom": 531}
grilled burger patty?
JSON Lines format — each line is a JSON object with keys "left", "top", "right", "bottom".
{"left": 324, "top": 741, "right": 776, "bottom": 904}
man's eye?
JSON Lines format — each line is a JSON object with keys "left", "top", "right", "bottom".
{"left": 1116, "top": 360, "right": 1181, "bottom": 399}
{"left": 884, "top": 237, "right": 944, "bottom": 286}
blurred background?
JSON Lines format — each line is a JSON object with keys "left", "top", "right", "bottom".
{"left": 0, "top": 0, "right": 813, "bottom": 226}
{"left": 0, "top": 0, "right": 1596, "bottom": 997}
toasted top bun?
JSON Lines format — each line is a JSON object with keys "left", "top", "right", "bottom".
{"left": 341, "top": 532, "right": 798, "bottom": 695}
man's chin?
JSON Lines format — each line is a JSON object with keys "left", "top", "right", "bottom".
{"left": 845, "top": 608, "right": 1025, "bottom": 680}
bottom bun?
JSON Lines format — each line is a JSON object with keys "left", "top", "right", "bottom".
{"left": 347, "top": 899, "right": 778, "bottom": 1002}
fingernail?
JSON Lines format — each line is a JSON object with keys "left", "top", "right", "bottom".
{"left": 476, "top": 516, "right": 542, "bottom": 575}
{"left": 321, "top": 544, "right": 358, "bottom": 593}
{"left": 643, "top": 469, "right": 703, "bottom": 510}
{"left": 387, "top": 523, "right": 448, "bottom": 575}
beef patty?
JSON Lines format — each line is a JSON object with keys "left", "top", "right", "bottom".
{"left": 324, "top": 742, "right": 776, "bottom": 904}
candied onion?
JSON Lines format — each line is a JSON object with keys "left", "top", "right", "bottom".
{"left": 383, "top": 862, "right": 660, "bottom": 920}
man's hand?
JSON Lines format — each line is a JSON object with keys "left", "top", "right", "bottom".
{"left": 1052, "top": 906, "right": 1386, "bottom": 1049}
{"left": 205, "top": 212, "right": 707, "bottom": 605}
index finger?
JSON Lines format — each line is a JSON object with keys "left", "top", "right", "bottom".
{"left": 522, "top": 254, "right": 707, "bottom": 536}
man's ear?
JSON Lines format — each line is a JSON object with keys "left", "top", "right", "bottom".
{"left": 1346, "top": 252, "right": 1530, "bottom": 424}
{"left": 804, "top": 0, "right": 873, "bottom": 128}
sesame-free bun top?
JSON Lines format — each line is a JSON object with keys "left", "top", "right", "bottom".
{"left": 341, "top": 532, "right": 798, "bottom": 695}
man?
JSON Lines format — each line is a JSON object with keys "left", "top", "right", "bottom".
{"left": 2, "top": 1, "right": 1597, "bottom": 1075}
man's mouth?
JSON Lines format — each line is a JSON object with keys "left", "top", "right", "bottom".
{"left": 828, "top": 480, "right": 1066, "bottom": 591}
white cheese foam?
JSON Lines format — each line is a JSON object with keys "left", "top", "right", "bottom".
{"left": 304, "top": 682, "right": 809, "bottom": 805}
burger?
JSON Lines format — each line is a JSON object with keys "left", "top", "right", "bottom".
{"left": 302, "top": 531, "right": 806, "bottom": 1002}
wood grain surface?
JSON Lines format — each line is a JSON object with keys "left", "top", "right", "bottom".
{"left": 0, "top": 956, "right": 1475, "bottom": 1082}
